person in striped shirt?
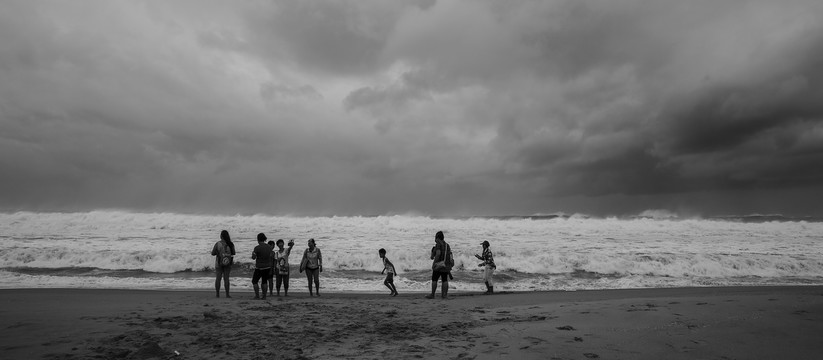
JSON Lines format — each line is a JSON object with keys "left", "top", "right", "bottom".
{"left": 475, "top": 240, "right": 496, "bottom": 294}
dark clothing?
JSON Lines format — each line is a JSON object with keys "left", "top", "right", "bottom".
{"left": 252, "top": 243, "right": 273, "bottom": 269}
{"left": 431, "top": 241, "right": 452, "bottom": 272}
{"left": 431, "top": 271, "right": 448, "bottom": 282}
{"left": 252, "top": 268, "right": 271, "bottom": 284}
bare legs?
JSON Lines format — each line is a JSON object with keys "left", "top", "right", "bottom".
{"left": 384, "top": 280, "right": 398, "bottom": 296}
{"left": 276, "top": 275, "right": 289, "bottom": 296}
{"left": 306, "top": 268, "right": 320, "bottom": 296}
{"left": 426, "top": 272, "right": 448, "bottom": 299}
{"left": 252, "top": 269, "right": 269, "bottom": 299}
{"left": 215, "top": 265, "right": 231, "bottom": 298}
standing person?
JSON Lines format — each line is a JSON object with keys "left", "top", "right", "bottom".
{"left": 299, "top": 238, "right": 323, "bottom": 296}
{"left": 211, "top": 230, "right": 235, "bottom": 298}
{"left": 274, "top": 239, "right": 295, "bottom": 296}
{"left": 378, "top": 248, "right": 398, "bottom": 296}
{"left": 267, "top": 240, "right": 276, "bottom": 296}
{"left": 426, "top": 231, "right": 453, "bottom": 299}
{"left": 475, "top": 240, "right": 496, "bottom": 294}
{"left": 251, "top": 233, "right": 273, "bottom": 300}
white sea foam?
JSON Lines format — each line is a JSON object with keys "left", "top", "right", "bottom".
{"left": 1, "top": 211, "right": 822, "bottom": 291}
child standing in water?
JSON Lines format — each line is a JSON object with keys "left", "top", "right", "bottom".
{"left": 379, "top": 248, "right": 398, "bottom": 296}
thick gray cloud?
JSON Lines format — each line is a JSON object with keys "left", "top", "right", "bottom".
{"left": 1, "top": 0, "right": 822, "bottom": 216}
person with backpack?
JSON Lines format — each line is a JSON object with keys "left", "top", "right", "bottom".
{"left": 426, "top": 231, "right": 453, "bottom": 299}
{"left": 211, "top": 230, "right": 235, "bottom": 298}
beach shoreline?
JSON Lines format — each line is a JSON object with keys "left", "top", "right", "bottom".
{"left": 2, "top": 286, "right": 822, "bottom": 359}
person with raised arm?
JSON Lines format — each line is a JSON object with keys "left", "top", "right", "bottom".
{"left": 274, "top": 238, "right": 295, "bottom": 296}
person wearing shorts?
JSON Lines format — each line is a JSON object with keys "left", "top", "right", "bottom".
{"left": 426, "top": 231, "right": 452, "bottom": 299}
{"left": 300, "top": 238, "right": 322, "bottom": 296}
{"left": 251, "top": 233, "right": 273, "bottom": 299}
{"left": 379, "top": 248, "right": 398, "bottom": 296}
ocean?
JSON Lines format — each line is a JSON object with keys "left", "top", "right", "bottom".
{"left": 1, "top": 211, "right": 822, "bottom": 293}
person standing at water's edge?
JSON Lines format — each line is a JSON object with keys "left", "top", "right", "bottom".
{"left": 300, "top": 238, "right": 323, "bottom": 296}
{"left": 211, "top": 230, "right": 235, "bottom": 298}
{"left": 267, "top": 240, "right": 276, "bottom": 296}
{"left": 426, "top": 231, "right": 453, "bottom": 299}
{"left": 475, "top": 240, "right": 496, "bottom": 294}
{"left": 274, "top": 239, "right": 295, "bottom": 296}
{"left": 251, "top": 233, "right": 273, "bottom": 300}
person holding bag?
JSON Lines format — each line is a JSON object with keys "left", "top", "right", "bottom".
{"left": 211, "top": 230, "right": 235, "bottom": 298}
{"left": 426, "top": 231, "right": 453, "bottom": 299}
{"left": 299, "top": 238, "right": 323, "bottom": 296}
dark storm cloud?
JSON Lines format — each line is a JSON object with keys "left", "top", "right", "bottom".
{"left": 1, "top": 0, "right": 822, "bottom": 216}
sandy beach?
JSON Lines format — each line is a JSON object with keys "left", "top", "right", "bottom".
{"left": 1, "top": 286, "right": 822, "bottom": 359}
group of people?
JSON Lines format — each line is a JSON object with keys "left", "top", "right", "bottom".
{"left": 210, "top": 231, "right": 323, "bottom": 298}
{"left": 210, "top": 230, "right": 496, "bottom": 299}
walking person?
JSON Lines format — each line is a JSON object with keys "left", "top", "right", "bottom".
{"left": 251, "top": 233, "right": 273, "bottom": 300}
{"left": 475, "top": 240, "right": 496, "bottom": 294}
{"left": 274, "top": 239, "right": 295, "bottom": 296}
{"left": 426, "top": 231, "right": 453, "bottom": 299}
{"left": 211, "top": 230, "right": 235, "bottom": 298}
{"left": 379, "top": 248, "right": 398, "bottom": 296}
{"left": 299, "top": 238, "right": 323, "bottom": 296}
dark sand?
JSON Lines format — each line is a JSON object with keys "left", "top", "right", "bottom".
{"left": 1, "top": 286, "right": 822, "bottom": 359}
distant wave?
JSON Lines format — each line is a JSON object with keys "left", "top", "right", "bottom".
{"left": 2, "top": 209, "right": 822, "bottom": 291}
{"left": 3, "top": 241, "right": 822, "bottom": 281}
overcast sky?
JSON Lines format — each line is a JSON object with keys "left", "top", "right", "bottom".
{"left": 2, "top": 0, "right": 822, "bottom": 217}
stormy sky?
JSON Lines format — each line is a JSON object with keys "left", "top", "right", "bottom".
{"left": 2, "top": 0, "right": 822, "bottom": 217}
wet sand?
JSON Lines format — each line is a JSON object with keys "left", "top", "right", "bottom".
{"left": 1, "top": 286, "right": 822, "bottom": 359}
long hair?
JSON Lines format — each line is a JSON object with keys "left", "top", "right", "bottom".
{"left": 220, "top": 230, "right": 235, "bottom": 254}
